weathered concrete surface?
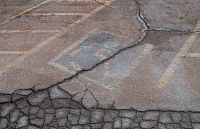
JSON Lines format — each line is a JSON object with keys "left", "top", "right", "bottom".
{"left": 0, "top": 0, "right": 143, "bottom": 92}
{"left": 79, "top": 32, "right": 200, "bottom": 111}
{"left": 136, "top": 0, "right": 200, "bottom": 31}
{"left": 0, "top": 0, "right": 200, "bottom": 128}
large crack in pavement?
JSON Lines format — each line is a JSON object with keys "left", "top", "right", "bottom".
{"left": 1, "top": 0, "right": 200, "bottom": 128}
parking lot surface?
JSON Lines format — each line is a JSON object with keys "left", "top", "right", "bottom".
{"left": 0, "top": 0, "right": 200, "bottom": 128}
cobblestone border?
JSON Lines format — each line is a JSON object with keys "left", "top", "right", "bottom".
{"left": 1, "top": 85, "right": 200, "bottom": 129}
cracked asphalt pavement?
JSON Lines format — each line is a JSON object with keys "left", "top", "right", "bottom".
{"left": 0, "top": 0, "right": 200, "bottom": 128}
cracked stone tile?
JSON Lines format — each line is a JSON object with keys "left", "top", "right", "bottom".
{"left": 69, "top": 109, "right": 80, "bottom": 116}
{"left": 40, "top": 98, "right": 53, "bottom": 109}
{"left": 120, "top": 110, "right": 136, "bottom": 119}
{"left": 91, "top": 109, "right": 104, "bottom": 123}
{"left": 27, "top": 126, "right": 40, "bottom": 129}
{"left": 192, "top": 123, "right": 200, "bottom": 129}
{"left": 140, "top": 121, "right": 157, "bottom": 129}
{"left": 49, "top": 86, "right": 71, "bottom": 99}
{"left": 44, "top": 114, "right": 54, "bottom": 125}
{"left": 143, "top": 111, "right": 160, "bottom": 121}
{"left": 122, "top": 118, "right": 132, "bottom": 128}
{"left": 158, "top": 123, "right": 167, "bottom": 129}
{"left": 114, "top": 117, "right": 122, "bottom": 128}
{"left": 182, "top": 113, "right": 191, "bottom": 122}
{"left": 190, "top": 113, "right": 200, "bottom": 123}
{"left": 30, "top": 118, "right": 44, "bottom": 127}
{"left": 71, "top": 126, "right": 83, "bottom": 129}
{"left": 21, "top": 107, "right": 30, "bottom": 115}
{"left": 102, "top": 123, "right": 113, "bottom": 129}
{"left": 12, "top": 94, "right": 25, "bottom": 101}
{"left": 91, "top": 124, "right": 102, "bottom": 129}
{"left": 0, "top": 103, "right": 15, "bottom": 117}
{"left": 28, "top": 90, "right": 49, "bottom": 106}
{"left": 134, "top": 112, "right": 144, "bottom": 122}
{"left": 10, "top": 109, "right": 20, "bottom": 123}
{"left": 72, "top": 91, "right": 85, "bottom": 103}
{"left": 16, "top": 98, "right": 30, "bottom": 109}
{"left": 16, "top": 116, "right": 28, "bottom": 128}
{"left": 170, "top": 112, "right": 182, "bottom": 123}
{"left": 79, "top": 109, "right": 90, "bottom": 124}
{"left": 159, "top": 112, "right": 173, "bottom": 124}
{"left": 180, "top": 122, "right": 192, "bottom": 129}
{"left": 68, "top": 113, "right": 79, "bottom": 125}
{"left": 37, "top": 108, "right": 45, "bottom": 119}
{"left": 56, "top": 108, "right": 68, "bottom": 118}
{"left": 57, "top": 118, "right": 67, "bottom": 127}
{"left": 45, "top": 108, "right": 55, "bottom": 114}
{"left": 52, "top": 99, "right": 71, "bottom": 108}
{"left": 0, "top": 94, "right": 11, "bottom": 103}
{"left": 29, "top": 106, "right": 39, "bottom": 115}
{"left": 0, "top": 118, "right": 8, "bottom": 128}
{"left": 104, "top": 110, "right": 119, "bottom": 122}
{"left": 82, "top": 90, "right": 98, "bottom": 108}
{"left": 131, "top": 121, "right": 140, "bottom": 128}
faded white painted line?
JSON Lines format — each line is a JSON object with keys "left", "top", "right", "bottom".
{"left": 0, "top": 0, "right": 115, "bottom": 76}
{"left": 22, "top": 13, "right": 86, "bottom": 16}
{"left": 0, "top": 0, "right": 52, "bottom": 26}
{"left": 0, "top": 30, "right": 59, "bottom": 33}
{"left": 80, "top": 44, "right": 154, "bottom": 90}
{"left": 0, "top": 51, "right": 27, "bottom": 55}
{"left": 181, "top": 53, "right": 200, "bottom": 58}
{"left": 157, "top": 20, "right": 200, "bottom": 88}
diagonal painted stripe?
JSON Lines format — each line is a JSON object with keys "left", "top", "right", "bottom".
{"left": 0, "top": 0, "right": 52, "bottom": 26}
{"left": 22, "top": 13, "right": 86, "bottom": 16}
{"left": 0, "top": 0, "right": 115, "bottom": 75}
{"left": 0, "top": 51, "right": 27, "bottom": 55}
{"left": 157, "top": 20, "right": 200, "bottom": 88}
{"left": 0, "top": 30, "right": 60, "bottom": 33}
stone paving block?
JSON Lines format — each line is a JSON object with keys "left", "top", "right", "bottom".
{"left": 120, "top": 110, "right": 136, "bottom": 119}
{"left": 159, "top": 112, "right": 173, "bottom": 124}
{"left": 55, "top": 108, "right": 68, "bottom": 118}
{"left": 16, "top": 116, "right": 28, "bottom": 128}
{"left": 0, "top": 118, "right": 8, "bottom": 128}
{"left": 140, "top": 121, "right": 157, "bottom": 129}
{"left": 91, "top": 109, "right": 104, "bottom": 123}
{"left": 10, "top": 109, "right": 20, "bottom": 123}
{"left": 104, "top": 110, "right": 119, "bottom": 122}
{"left": 102, "top": 123, "right": 113, "bottom": 129}
{"left": 49, "top": 86, "right": 71, "bottom": 99}
{"left": 190, "top": 113, "right": 200, "bottom": 123}
{"left": 122, "top": 118, "right": 132, "bottom": 128}
{"left": 28, "top": 91, "right": 49, "bottom": 106}
{"left": 0, "top": 103, "right": 15, "bottom": 117}
{"left": 143, "top": 111, "right": 160, "bottom": 121}
{"left": 170, "top": 112, "right": 182, "bottom": 123}
{"left": 114, "top": 117, "right": 121, "bottom": 129}
{"left": 44, "top": 114, "right": 54, "bottom": 125}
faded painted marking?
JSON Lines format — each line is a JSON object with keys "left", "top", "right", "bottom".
{"left": 49, "top": 31, "right": 122, "bottom": 74}
{"left": 0, "top": 30, "right": 59, "bottom": 33}
{"left": 181, "top": 53, "right": 200, "bottom": 58}
{"left": 0, "top": 0, "right": 52, "bottom": 26}
{"left": 157, "top": 20, "right": 200, "bottom": 88}
{"left": 0, "top": 0, "right": 115, "bottom": 76}
{"left": 57, "top": 0, "right": 108, "bottom": 2}
{"left": 0, "top": 51, "right": 27, "bottom": 55}
{"left": 81, "top": 44, "right": 153, "bottom": 90}
{"left": 22, "top": 13, "right": 86, "bottom": 16}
